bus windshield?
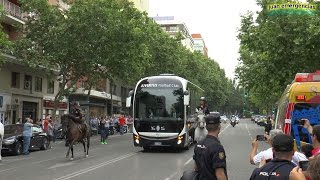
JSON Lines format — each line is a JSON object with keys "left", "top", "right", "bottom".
{"left": 134, "top": 84, "right": 184, "bottom": 121}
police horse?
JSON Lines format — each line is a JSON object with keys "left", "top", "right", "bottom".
{"left": 194, "top": 111, "right": 208, "bottom": 143}
{"left": 61, "top": 115, "right": 90, "bottom": 161}
{"left": 0, "top": 121, "right": 4, "bottom": 162}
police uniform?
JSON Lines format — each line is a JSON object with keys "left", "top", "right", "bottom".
{"left": 193, "top": 115, "right": 228, "bottom": 180}
{"left": 249, "top": 134, "right": 296, "bottom": 180}
{"left": 196, "top": 105, "right": 210, "bottom": 115}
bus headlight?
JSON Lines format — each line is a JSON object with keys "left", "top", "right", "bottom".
{"left": 177, "top": 136, "right": 183, "bottom": 144}
{"left": 134, "top": 135, "right": 140, "bottom": 144}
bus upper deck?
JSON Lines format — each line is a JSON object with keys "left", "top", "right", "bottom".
{"left": 276, "top": 71, "right": 320, "bottom": 151}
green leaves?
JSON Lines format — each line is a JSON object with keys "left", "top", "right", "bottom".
{"left": 0, "top": 6, "right": 13, "bottom": 65}
{"left": 237, "top": 0, "right": 320, "bottom": 112}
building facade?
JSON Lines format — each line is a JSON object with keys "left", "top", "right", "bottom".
{"left": 129, "top": 0, "right": 149, "bottom": 13}
{"left": 191, "top": 34, "right": 208, "bottom": 57}
{"left": 0, "top": 0, "right": 68, "bottom": 124}
{"left": 151, "top": 16, "right": 194, "bottom": 52}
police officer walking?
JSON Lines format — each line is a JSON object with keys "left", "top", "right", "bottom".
{"left": 193, "top": 114, "right": 228, "bottom": 180}
{"left": 249, "top": 134, "right": 296, "bottom": 180}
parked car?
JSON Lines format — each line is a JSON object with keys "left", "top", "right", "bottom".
{"left": 1, "top": 124, "right": 49, "bottom": 155}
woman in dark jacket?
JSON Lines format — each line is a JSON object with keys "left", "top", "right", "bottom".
{"left": 99, "top": 118, "right": 107, "bottom": 144}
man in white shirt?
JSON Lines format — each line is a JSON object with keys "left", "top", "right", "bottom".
{"left": 250, "top": 129, "right": 308, "bottom": 166}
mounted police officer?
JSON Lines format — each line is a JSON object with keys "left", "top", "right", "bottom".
{"left": 69, "top": 102, "right": 85, "bottom": 124}
{"left": 193, "top": 113, "right": 228, "bottom": 180}
{"left": 196, "top": 97, "right": 210, "bottom": 115}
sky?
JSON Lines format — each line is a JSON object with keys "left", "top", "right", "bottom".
{"left": 148, "top": 0, "right": 261, "bottom": 79}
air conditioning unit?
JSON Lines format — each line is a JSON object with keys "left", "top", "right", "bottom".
{"left": 24, "top": 81, "right": 31, "bottom": 89}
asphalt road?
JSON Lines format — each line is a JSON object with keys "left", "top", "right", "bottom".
{"left": 0, "top": 119, "right": 269, "bottom": 180}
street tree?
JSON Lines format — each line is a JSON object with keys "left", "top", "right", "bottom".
{"left": 236, "top": 0, "right": 320, "bottom": 111}
{"left": 15, "top": 0, "right": 152, "bottom": 119}
{"left": 0, "top": 7, "right": 12, "bottom": 66}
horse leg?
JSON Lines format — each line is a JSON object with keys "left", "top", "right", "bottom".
{"left": 70, "top": 141, "right": 74, "bottom": 161}
{"left": 86, "top": 135, "right": 90, "bottom": 157}
{"left": 66, "top": 140, "right": 71, "bottom": 158}
{"left": 82, "top": 140, "right": 87, "bottom": 158}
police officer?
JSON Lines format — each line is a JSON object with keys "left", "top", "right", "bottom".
{"left": 249, "top": 134, "right": 296, "bottom": 180}
{"left": 69, "top": 102, "right": 84, "bottom": 123}
{"left": 196, "top": 97, "right": 210, "bottom": 115}
{"left": 193, "top": 114, "right": 228, "bottom": 180}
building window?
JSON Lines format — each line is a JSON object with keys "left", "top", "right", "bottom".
{"left": 0, "top": 96, "right": 3, "bottom": 108}
{"left": 47, "top": 80, "right": 54, "bottom": 94}
{"left": 35, "top": 77, "right": 42, "bottom": 92}
{"left": 24, "top": 75, "right": 32, "bottom": 90}
{"left": 169, "top": 26, "right": 178, "bottom": 32}
{"left": 11, "top": 72, "right": 20, "bottom": 88}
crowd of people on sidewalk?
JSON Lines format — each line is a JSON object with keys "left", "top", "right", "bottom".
{"left": 89, "top": 114, "right": 133, "bottom": 144}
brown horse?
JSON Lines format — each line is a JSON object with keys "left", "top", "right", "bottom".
{"left": 61, "top": 115, "right": 90, "bottom": 160}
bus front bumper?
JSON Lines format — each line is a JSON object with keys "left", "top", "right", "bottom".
{"left": 133, "top": 134, "right": 186, "bottom": 148}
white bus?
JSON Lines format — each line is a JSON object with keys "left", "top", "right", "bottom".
{"left": 126, "top": 74, "right": 205, "bottom": 150}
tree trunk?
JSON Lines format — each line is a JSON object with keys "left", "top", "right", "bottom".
{"left": 110, "top": 81, "right": 113, "bottom": 115}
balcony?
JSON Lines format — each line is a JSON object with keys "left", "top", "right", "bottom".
{"left": 1, "top": 0, "right": 24, "bottom": 24}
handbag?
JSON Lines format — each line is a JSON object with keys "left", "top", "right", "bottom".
{"left": 180, "top": 169, "right": 199, "bottom": 180}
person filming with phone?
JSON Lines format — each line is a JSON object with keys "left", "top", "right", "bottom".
{"left": 250, "top": 134, "right": 297, "bottom": 180}
{"left": 250, "top": 129, "right": 308, "bottom": 166}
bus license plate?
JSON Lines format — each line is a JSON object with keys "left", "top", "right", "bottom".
{"left": 154, "top": 142, "right": 162, "bottom": 146}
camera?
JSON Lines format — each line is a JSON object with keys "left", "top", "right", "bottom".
{"left": 256, "top": 135, "right": 267, "bottom": 141}
{"left": 299, "top": 161, "right": 309, "bottom": 171}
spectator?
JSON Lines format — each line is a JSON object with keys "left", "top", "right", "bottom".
{"left": 301, "top": 144, "right": 314, "bottom": 159}
{"left": 289, "top": 167, "right": 306, "bottom": 180}
{"left": 119, "top": 114, "right": 125, "bottom": 135}
{"left": 250, "top": 134, "right": 296, "bottom": 180}
{"left": 99, "top": 118, "right": 107, "bottom": 144}
{"left": 43, "top": 116, "right": 49, "bottom": 134}
{"left": 306, "top": 154, "right": 320, "bottom": 180}
{"left": 22, "top": 118, "right": 34, "bottom": 155}
{"left": 310, "top": 125, "right": 320, "bottom": 159}
{"left": 127, "top": 115, "right": 133, "bottom": 133}
{"left": 47, "top": 119, "right": 54, "bottom": 149}
{"left": 250, "top": 129, "right": 308, "bottom": 166}
{"left": 265, "top": 117, "right": 272, "bottom": 135}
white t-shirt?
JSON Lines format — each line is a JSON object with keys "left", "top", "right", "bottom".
{"left": 253, "top": 147, "right": 308, "bottom": 166}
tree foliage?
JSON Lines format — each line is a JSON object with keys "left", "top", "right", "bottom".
{"left": 236, "top": 0, "right": 320, "bottom": 112}
{"left": 13, "top": 0, "right": 244, "bottom": 116}
{"left": 0, "top": 7, "right": 12, "bottom": 65}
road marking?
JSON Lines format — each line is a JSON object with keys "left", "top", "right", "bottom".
{"left": 184, "top": 157, "right": 193, "bottom": 166}
{"left": 54, "top": 152, "right": 137, "bottom": 180}
{"left": 0, "top": 167, "right": 16, "bottom": 173}
{"left": 220, "top": 124, "right": 230, "bottom": 134}
{"left": 246, "top": 124, "right": 252, "bottom": 139}
{"left": 2, "top": 157, "right": 33, "bottom": 163}
{"left": 48, "top": 162, "right": 75, "bottom": 169}
{"left": 164, "top": 172, "right": 178, "bottom": 180}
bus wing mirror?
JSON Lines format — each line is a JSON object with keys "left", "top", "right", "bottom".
{"left": 128, "top": 90, "right": 134, "bottom": 97}
{"left": 126, "top": 96, "right": 132, "bottom": 108}
{"left": 184, "top": 94, "right": 190, "bottom": 106}
{"left": 183, "top": 90, "right": 189, "bottom": 95}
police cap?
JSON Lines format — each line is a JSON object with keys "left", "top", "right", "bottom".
{"left": 205, "top": 114, "right": 221, "bottom": 124}
{"left": 272, "top": 134, "right": 294, "bottom": 152}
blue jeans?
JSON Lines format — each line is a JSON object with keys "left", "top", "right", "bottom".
{"left": 23, "top": 136, "right": 31, "bottom": 154}
{"left": 120, "top": 125, "right": 124, "bottom": 135}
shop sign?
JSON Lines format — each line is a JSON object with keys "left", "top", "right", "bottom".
{"left": 43, "top": 100, "right": 68, "bottom": 109}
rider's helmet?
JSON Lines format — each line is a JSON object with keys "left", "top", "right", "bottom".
{"left": 200, "top": 97, "right": 206, "bottom": 101}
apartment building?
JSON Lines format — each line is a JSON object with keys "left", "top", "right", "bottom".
{"left": 0, "top": 0, "right": 69, "bottom": 124}
{"left": 129, "top": 0, "right": 149, "bottom": 13}
{"left": 191, "top": 34, "right": 208, "bottom": 57}
{"left": 151, "top": 16, "right": 194, "bottom": 52}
